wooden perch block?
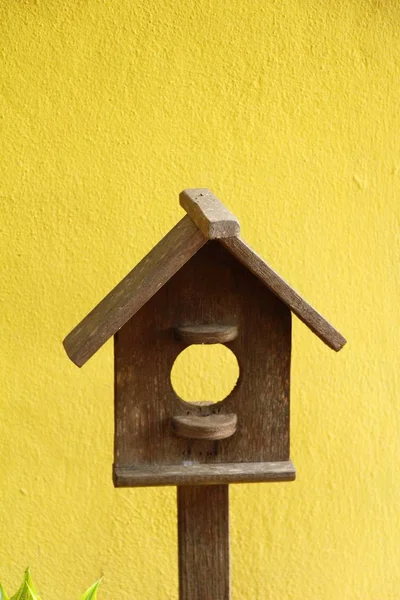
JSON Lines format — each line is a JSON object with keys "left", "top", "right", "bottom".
{"left": 172, "top": 413, "right": 238, "bottom": 440}
{"left": 175, "top": 324, "right": 238, "bottom": 344}
{"left": 180, "top": 189, "right": 240, "bottom": 239}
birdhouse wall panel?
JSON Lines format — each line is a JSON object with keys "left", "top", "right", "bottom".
{"left": 114, "top": 241, "right": 291, "bottom": 476}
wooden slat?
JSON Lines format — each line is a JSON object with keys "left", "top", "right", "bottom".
{"left": 220, "top": 236, "right": 346, "bottom": 351}
{"left": 178, "top": 485, "right": 230, "bottom": 600}
{"left": 180, "top": 189, "right": 240, "bottom": 239}
{"left": 172, "top": 414, "right": 237, "bottom": 440}
{"left": 113, "top": 460, "right": 296, "bottom": 487}
{"left": 174, "top": 324, "right": 238, "bottom": 344}
{"left": 63, "top": 216, "right": 207, "bottom": 367}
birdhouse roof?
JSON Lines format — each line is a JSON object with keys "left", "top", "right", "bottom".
{"left": 63, "top": 189, "right": 346, "bottom": 367}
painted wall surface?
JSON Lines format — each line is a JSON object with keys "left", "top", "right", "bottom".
{"left": 1, "top": 1, "right": 399, "bottom": 598}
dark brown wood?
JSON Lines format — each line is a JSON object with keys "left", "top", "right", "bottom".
{"left": 63, "top": 216, "right": 206, "bottom": 367}
{"left": 172, "top": 414, "right": 237, "bottom": 440}
{"left": 178, "top": 485, "right": 230, "bottom": 600}
{"left": 174, "top": 324, "right": 238, "bottom": 344}
{"left": 114, "top": 242, "right": 292, "bottom": 486}
{"left": 64, "top": 192, "right": 345, "bottom": 370}
{"left": 180, "top": 189, "right": 240, "bottom": 239}
{"left": 113, "top": 460, "right": 295, "bottom": 487}
{"left": 64, "top": 192, "right": 345, "bottom": 488}
{"left": 221, "top": 236, "right": 346, "bottom": 352}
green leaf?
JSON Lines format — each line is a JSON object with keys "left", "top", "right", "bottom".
{"left": 7, "top": 571, "right": 101, "bottom": 600}
{"left": 26, "top": 588, "right": 39, "bottom": 600}
{"left": 78, "top": 580, "right": 101, "bottom": 600}
{"left": 10, "top": 570, "right": 40, "bottom": 600}
{"left": 0, "top": 581, "right": 9, "bottom": 600}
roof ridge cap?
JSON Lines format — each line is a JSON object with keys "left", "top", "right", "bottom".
{"left": 180, "top": 189, "right": 240, "bottom": 239}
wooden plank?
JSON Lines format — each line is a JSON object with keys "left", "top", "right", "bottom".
{"left": 174, "top": 324, "right": 238, "bottom": 344}
{"left": 172, "top": 414, "right": 237, "bottom": 440}
{"left": 113, "top": 460, "right": 296, "bottom": 487}
{"left": 63, "top": 216, "right": 207, "bottom": 367}
{"left": 180, "top": 189, "right": 240, "bottom": 239}
{"left": 220, "top": 236, "right": 346, "bottom": 351}
{"left": 178, "top": 485, "right": 230, "bottom": 600}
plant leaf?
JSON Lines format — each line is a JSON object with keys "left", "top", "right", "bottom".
{"left": 0, "top": 581, "right": 9, "bottom": 600}
{"left": 26, "top": 588, "right": 39, "bottom": 600}
{"left": 10, "top": 570, "right": 40, "bottom": 600}
{"left": 78, "top": 580, "right": 101, "bottom": 600}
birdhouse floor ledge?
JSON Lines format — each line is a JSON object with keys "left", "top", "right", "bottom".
{"left": 113, "top": 460, "right": 296, "bottom": 487}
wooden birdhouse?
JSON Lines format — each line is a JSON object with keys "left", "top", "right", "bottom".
{"left": 63, "top": 189, "right": 346, "bottom": 488}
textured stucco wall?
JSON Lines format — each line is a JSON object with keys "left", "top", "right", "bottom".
{"left": 1, "top": 1, "right": 399, "bottom": 598}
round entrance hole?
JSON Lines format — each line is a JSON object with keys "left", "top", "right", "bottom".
{"left": 170, "top": 344, "right": 240, "bottom": 405}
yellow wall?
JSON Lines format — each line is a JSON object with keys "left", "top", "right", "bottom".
{"left": 1, "top": 1, "right": 399, "bottom": 598}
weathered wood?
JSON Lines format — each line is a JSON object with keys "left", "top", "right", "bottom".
{"left": 172, "top": 414, "right": 237, "bottom": 440}
{"left": 114, "top": 242, "right": 292, "bottom": 486}
{"left": 64, "top": 191, "right": 345, "bottom": 370}
{"left": 63, "top": 216, "right": 206, "bottom": 367}
{"left": 178, "top": 485, "right": 230, "bottom": 600}
{"left": 174, "top": 324, "right": 238, "bottom": 344}
{"left": 221, "top": 236, "right": 346, "bottom": 352}
{"left": 180, "top": 189, "right": 240, "bottom": 239}
{"left": 113, "top": 460, "right": 296, "bottom": 487}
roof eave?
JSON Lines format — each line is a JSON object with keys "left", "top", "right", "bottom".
{"left": 63, "top": 215, "right": 207, "bottom": 367}
{"left": 220, "top": 236, "right": 346, "bottom": 351}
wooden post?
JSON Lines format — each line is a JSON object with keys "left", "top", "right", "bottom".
{"left": 177, "top": 485, "right": 230, "bottom": 600}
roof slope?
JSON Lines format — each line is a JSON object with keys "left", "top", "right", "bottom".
{"left": 64, "top": 216, "right": 207, "bottom": 367}
{"left": 63, "top": 189, "right": 346, "bottom": 367}
{"left": 220, "top": 236, "right": 345, "bottom": 352}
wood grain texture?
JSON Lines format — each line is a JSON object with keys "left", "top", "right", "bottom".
{"left": 113, "top": 461, "right": 296, "bottom": 487}
{"left": 221, "top": 236, "right": 346, "bottom": 351}
{"left": 180, "top": 189, "right": 240, "bottom": 239}
{"left": 63, "top": 216, "right": 206, "bottom": 367}
{"left": 114, "top": 241, "right": 292, "bottom": 485}
{"left": 178, "top": 485, "right": 230, "bottom": 600}
{"left": 172, "top": 414, "right": 237, "bottom": 440}
{"left": 174, "top": 324, "right": 238, "bottom": 344}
